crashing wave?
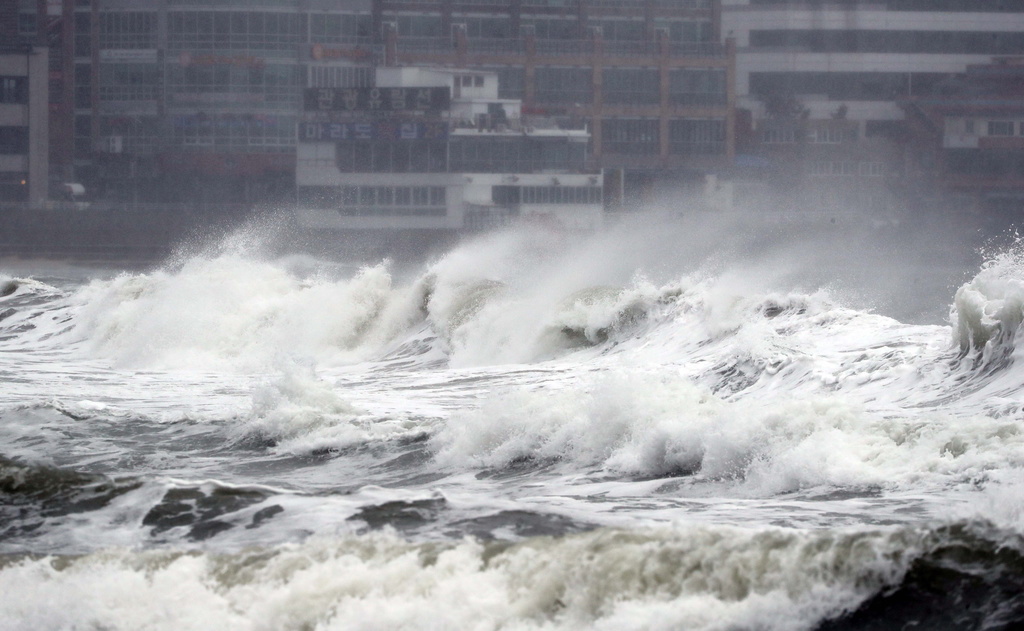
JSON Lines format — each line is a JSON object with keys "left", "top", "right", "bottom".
{"left": 951, "top": 249, "right": 1024, "bottom": 370}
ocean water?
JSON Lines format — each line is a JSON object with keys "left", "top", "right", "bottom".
{"left": 2, "top": 217, "right": 1023, "bottom": 630}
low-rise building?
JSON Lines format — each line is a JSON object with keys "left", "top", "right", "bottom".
{"left": 296, "top": 67, "right": 603, "bottom": 233}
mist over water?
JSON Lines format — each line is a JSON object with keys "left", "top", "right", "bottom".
{"left": 2, "top": 214, "right": 1024, "bottom": 630}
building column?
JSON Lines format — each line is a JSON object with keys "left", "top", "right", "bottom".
{"left": 725, "top": 36, "right": 736, "bottom": 163}
{"left": 658, "top": 28, "right": 670, "bottom": 163}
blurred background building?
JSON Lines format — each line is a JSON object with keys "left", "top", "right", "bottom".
{"left": 722, "top": 0, "right": 1024, "bottom": 216}
{"left": 2, "top": 0, "right": 1024, "bottom": 223}
{"left": 2, "top": 0, "right": 731, "bottom": 212}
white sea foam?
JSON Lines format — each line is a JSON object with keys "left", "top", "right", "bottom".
{"left": 0, "top": 525, "right": 922, "bottom": 631}
{"left": 952, "top": 247, "right": 1024, "bottom": 360}
{"left": 432, "top": 368, "right": 1024, "bottom": 495}
{"left": 65, "top": 255, "right": 423, "bottom": 371}
{"left": 238, "top": 366, "right": 439, "bottom": 455}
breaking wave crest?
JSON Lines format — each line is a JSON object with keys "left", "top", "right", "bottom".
{"left": 431, "top": 370, "right": 1024, "bottom": 493}
{"left": 952, "top": 247, "right": 1024, "bottom": 368}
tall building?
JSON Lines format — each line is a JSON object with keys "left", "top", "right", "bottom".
{"left": 33, "top": 0, "right": 731, "bottom": 210}
{"left": 722, "top": 0, "right": 1024, "bottom": 213}
{"left": 1, "top": 0, "right": 48, "bottom": 206}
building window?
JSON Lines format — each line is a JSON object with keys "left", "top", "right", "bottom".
{"left": 860, "top": 162, "right": 885, "bottom": 177}
{"left": 535, "top": 67, "right": 591, "bottom": 105}
{"left": 520, "top": 17, "right": 576, "bottom": 40}
{"left": 482, "top": 66, "right": 523, "bottom": 99}
{"left": 98, "top": 64, "right": 161, "bottom": 101}
{"left": 603, "top": 68, "right": 658, "bottom": 105}
{"left": 309, "top": 13, "right": 371, "bottom": 41}
{"left": 393, "top": 15, "right": 442, "bottom": 37}
{"left": 168, "top": 11, "right": 306, "bottom": 51}
{"left": 807, "top": 125, "right": 852, "bottom": 144}
{"left": 964, "top": 119, "right": 975, "bottom": 134}
{"left": 604, "top": 119, "right": 659, "bottom": 155}
{"left": 460, "top": 16, "right": 511, "bottom": 39}
{"left": 0, "top": 77, "right": 28, "bottom": 104}
{"left": 591, "top": 19, "right": 645, "bottom": 41}
{"left": 0, "top": 127, "right": 30, "bottom": 155}
{"left": 0, "top": 172, "right": 29, "bottom": 202}
{"left": 336, "top": 140, "right": 448, "bottom": 173}
{"left": 669, "top": 119, "right": 725, "bottom": 155}
{"left": 761, "top": 126, "right": 796, "bottom": 144}
{"left": 669, "top": 69, "right": 726, "bottom": 106}
{"left": 309, "top": 66, "right": 373, "bottom": 89}
{"left": 518, "top": 186, "right": 601, "bottom": 204}
{"left": 448, "top": 137, "right": 586, "bottom": 173}
{"left": 988, "top": 120, "right": 1014, "bottom": 136}
{"left": 99, "top": 12, "right": 158, "bottom": 49}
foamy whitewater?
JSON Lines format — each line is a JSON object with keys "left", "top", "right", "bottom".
{"left": 2, "top": 220, "right": 1024, "bottom": 630}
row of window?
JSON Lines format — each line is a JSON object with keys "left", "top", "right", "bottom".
{"left": 534, "top": 68, "right": 727, "bottom": 105}
{"left": 448, "top": 138, "right": 588, "bottom": 174}
{"left": 493, "top": 185, "right": 602, "bottom": 205}
{"left": 336, "top": 140, "right": 448, "bottom": 173}
{"left": 337, "top": 207, "right": 446, "bottom": 217}
{"left": 750, "top": 30, "right": 1024, "bottom": 55}
{"left": 979, "top": 120, "right": 1024, "bottom": 137}
{"left": 169, "top": 114, "right": 296, "bottom": 149}
{"left": 807, "top": 161, "right": 886, "bottom": 177}
{"left": 751, "top": 72, "right": 948, "bottom": 102}
{"left": 762, "top": 126, "right": 858, "bottom": 144}
{"left": 946, "top": 149, "right": 1024, "bottom": 177}
{"left": 308, "top": 66, "right": 374, "bottom": 89}
{"left": 750, "top": 0, "right": 1024, "bottom": 11}
{"left": 602, "top": 119, "right": 726, "bottom": 155}
{"left": 99, "top": 13, "right": 158, "bottom": 50}
{"left": 298, "top": 185, "right": 446, "bottom": 208}
{"left": 168, "top": 12, "right": 307, "bottom": 50}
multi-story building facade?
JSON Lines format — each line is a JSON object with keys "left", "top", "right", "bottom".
{"left": 1, "top": 3, "right": 48, "bottom": 206}
{"left": 722, "top": 0, "right": 1024, "bottom": 213}
{"left": 903, "top": 59, "right": 1024, "bottom": 216}
{"left": 13, "top": 0, "right": 731, "bottom": 210}
{"left": 297, "top": 67, "right": 604, "bottom": 232}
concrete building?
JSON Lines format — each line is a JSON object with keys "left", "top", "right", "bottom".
{"left": 0, "top": 41, "right": 49, "bottom": 206}
{"left": 903, "top": 59, "right": 1024, "bottom": 216}
{"left": 297, "top": 67, "right": 603, "bottom": 233}
{"left": 721, "top": 0, "right": 1024, "bottom": 214}
{"left": 15, "top": 0, "right": 731, "bottom": 210}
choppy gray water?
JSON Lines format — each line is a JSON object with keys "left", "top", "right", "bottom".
{"left": 2, "top": 220, "right": 1023, "bottom": 630}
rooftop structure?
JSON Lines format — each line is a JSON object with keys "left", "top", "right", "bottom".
{"left": 296, "top": 67, "right": 603, "bottom": 233}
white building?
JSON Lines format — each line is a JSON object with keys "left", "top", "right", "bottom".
{"left": 723, "top": 0, "right": 1024, "bottom": 129}
{"left": 296, "top": 67, "right": 602, "bottom": 232}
